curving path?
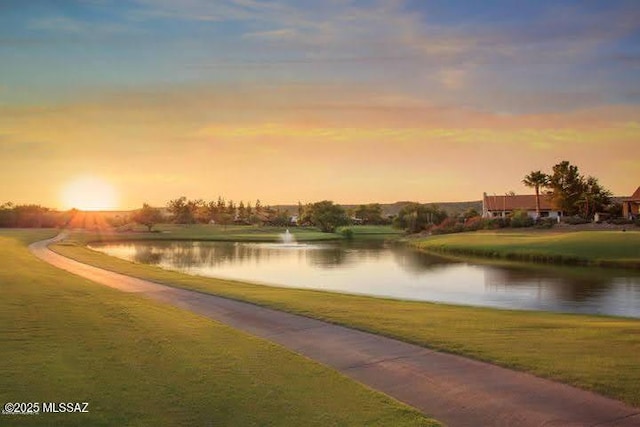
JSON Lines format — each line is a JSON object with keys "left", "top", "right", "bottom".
{"left": 30, "top": 235, "right": 640, "bottom": 427}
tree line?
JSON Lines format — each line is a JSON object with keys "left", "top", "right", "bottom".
{"left": 133, "top": 198, "right": 395, "bottom": 233}
{"left": 134, "top": 197, "right": 449, "bottom": 234}
{"left": 0, "top": 203, "right": 66, "bottom": 228}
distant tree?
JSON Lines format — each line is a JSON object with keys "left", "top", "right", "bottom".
{"left": 461, "top": 207, "right": 480, "bottom": 220}
{"left": 577, "top": 176, "right": 611, "bottom": 219}
{"left": 393, "top": 203, "right": 447, "bottom": 233}
{"left": 298, "top": 203, "right": 313, "bottom": 226}
{"left": 522, "top": 170, "right": 549, "bottom": 219}
{"left": 237, "top": 201, "right": 247, "bottom": 223}
{"left": 302, "top": 201, "right": 349, "bottom": 233}
{"left": 354, "top": 203, "right": 384, "bottom": 224}
{"left": 167, "top": 196, "right": 195, "bottom": 224}
{"left": 217, "top": 211, "right": 234, "bottom": 229}
{"left": 545, "top": 161, "right": 612, "bottom": 219}
{"left": 205, "top": 201, "right": 218, "bottom": 223}
{"left": 0, "top": 203, "right": 62, "bottom": 228}
{"left": 547, "top": 161, "right": 584, "bottom": 216}
{"left": 132, "top": 203, "right": 163, "bottom": 231}
{"left": 269, "top": 209, "right": 291, "bottom": 227}
{"left": 0, "top": 202, "right": 17, "bottom": 227}
{"left": 189, "top": 199, "right": 208, "bottom": 223}
{"left": 227, "top": 200, "right": 235, "bottom": 213}
{"left": 216, "top": 196, "right": 226, "bottom": 211}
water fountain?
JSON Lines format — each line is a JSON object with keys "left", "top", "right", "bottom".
{"left": 280, "top": 228, "right": 296, "bottom": 245}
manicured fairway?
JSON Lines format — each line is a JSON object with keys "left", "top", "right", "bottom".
{"left": 412, "top": 230, "right": 640, "bottom": 268}
{"left": 53, "top": 232, "right": 640, "bottom": 408}
{"left": 1, "top": 230, "right": 437, "bottom": 426}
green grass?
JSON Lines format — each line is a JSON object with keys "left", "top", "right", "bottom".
{"left": 337, "top": 225, "right": 404, "bottom": 235}
{"left": 52, "top": 235, "right": 640, "bottom": 408}
{"left": 83, "top": 224, "right": 344, "bottom": 243}
{"left": 412, "top": 230, "right": 640, "bottom": 268}
{"left": 70, "top": 224, "right": 402, "bottom": 245}
{"left": 1, "top": 229, "right": 437, "bottom": 426}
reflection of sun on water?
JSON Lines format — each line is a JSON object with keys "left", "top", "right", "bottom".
{"left": 61, "top": 176, "right": 118, "bottom": 211}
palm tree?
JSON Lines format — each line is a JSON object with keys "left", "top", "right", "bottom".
{"left": 522, "top": 171, "right": 549, "bottom": 219}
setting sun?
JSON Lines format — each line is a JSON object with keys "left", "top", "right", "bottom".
{"left": 61, "top": 176, "right": 119, "bottom": 211}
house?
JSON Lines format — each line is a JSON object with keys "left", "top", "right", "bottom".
{"left": 482, "top": 192, "right": 561, "bottom": 219}
{"left": 622, "top": 186, "right": 640, "bottom": 219}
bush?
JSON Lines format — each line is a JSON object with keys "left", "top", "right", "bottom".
{"left": 484, "top": 217, "right": 510, "bottom": 229}
{"left": 463, "top": 216, "right": 483, "bottom": 231}
{"left": 534, "top": 218, "right": 555, "bottom": 229}
{"left": 340, "top": 228, "right": 354, "bottom": 239}
{"left": 510, "top": 210, "right": 534, "bottom": 228}
{"left": 563, "top": 216, "right": 589, "bottom": 225}
{"left": 608, "top": 218, "right": 634, "bottom": 225}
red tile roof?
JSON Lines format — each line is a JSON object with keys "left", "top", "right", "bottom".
{"left": 483, "top": 194, "right": 556, "bottom": 212}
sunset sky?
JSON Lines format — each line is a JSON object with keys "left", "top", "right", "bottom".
{"left": 1, "top": 0, "right": 639, "bottom": 210}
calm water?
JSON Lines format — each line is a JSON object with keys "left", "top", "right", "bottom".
{"left": 89, "top": 240, "right": 640, "bottom": 318}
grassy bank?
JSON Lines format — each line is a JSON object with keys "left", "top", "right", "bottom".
{"left": 91, "top": 224, "right": 341, "bottom": 242}
{"left": 411, "top": 230, "right": 640, "bottom": 269}
{"left": 52, "top": 235, "right": 640, "bottom": 407}
{"left": 68, "top": 224, "right": 401, "bottom": 244}
{"left": 1, "top": 229, "right": 436, "bottom": 426}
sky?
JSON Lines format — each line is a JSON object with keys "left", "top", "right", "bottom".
{"left": 1, "top": 0, "right": 639, "bottom": 209}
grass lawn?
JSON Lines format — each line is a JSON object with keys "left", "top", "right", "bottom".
{"left": 1, "top": 229, "right": 437, "bottom": 426}
{"left": 338, "top": 225, "right": 404, "bottom": 235}
{"left": 73, "top": 224, "right": 363, "bottom": 245}
{"left": 67, "top": 224, "right": 402, "bottom": 245}
{"left": 52, "top": 232, "right": 640, "bottom": 408}
{"left": 412, "top": 230, "right": 640, "bottom": 268}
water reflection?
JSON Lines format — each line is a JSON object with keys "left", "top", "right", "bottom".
{"left": 90, "top": 240, "right": 640, "bottom": 318}
{"left": 391, "top": 246, "right": 462, "bottom": 275}
{"left": 484, "top": 264, "right": 640, "bottom": 302}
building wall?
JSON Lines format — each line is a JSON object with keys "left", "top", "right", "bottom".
{"left": 484, "top": 209, "right": 561, "bottom": 219}
{"left": 623, "top": 202, "right": 639, "bottom": 218}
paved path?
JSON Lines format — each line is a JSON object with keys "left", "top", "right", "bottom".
{"left": 30, "top": 236, "right": 640, "bottom": 427}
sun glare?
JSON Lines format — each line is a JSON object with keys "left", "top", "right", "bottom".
{"left": 61, "top": 176, "right": 119, "bottom": 211}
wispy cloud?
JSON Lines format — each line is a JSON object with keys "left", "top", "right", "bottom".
{"left": 28, "top": 15, "right": 137, "bottom": 36}
{"left": 243, "top": 28, "right": 298, "bottom": 41}
{"left": 129, "top": 0, "right": 289, "bottom": 22}
{"left": 127, "top": 0, "right": 638, "bottom": 103}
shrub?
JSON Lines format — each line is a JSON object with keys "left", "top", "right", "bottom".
{"left": 430, "top": 217, "right": 465, "bottom": 235}
{"left": 340, "top": 228, "right": 354, "bottom": 239}
{"left": 463, "top": 216, "right": 483, "bottom": 231}
{"left": 534, "top": 218, "right": 555, "bottom": 229}
{"left": 484, "top": 217, "right": 510, "bottom": 229}
{"left": 609, "top": 218, "right": 634, "bottom": 225}
{"left": 563, "top": 216, "right": 589, "bottom": 225}
{"left": 510, "top": 210, "right": 534, "bottom": 228}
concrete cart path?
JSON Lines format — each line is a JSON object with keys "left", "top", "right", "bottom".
{"left": 30, "top": 236, "right": 640, "bottom": 427}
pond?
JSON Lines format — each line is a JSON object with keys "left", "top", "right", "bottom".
{"left": 89, "top": 239, "right": 640, "bottom": 318}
